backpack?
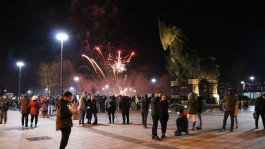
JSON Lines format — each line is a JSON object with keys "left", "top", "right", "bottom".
{"left": 109, "top": 99, "right": 116, "bottom": 107}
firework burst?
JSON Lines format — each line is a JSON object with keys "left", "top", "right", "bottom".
{"left": 82, "top": 54, "right": 106, "bottom": 80}
{"left": 82, "top": 45, "right": 135, "bottom": 95}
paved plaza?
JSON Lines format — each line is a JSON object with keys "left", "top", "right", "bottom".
{"left": 1, "top": 106, "right": 265, "bottom": 149}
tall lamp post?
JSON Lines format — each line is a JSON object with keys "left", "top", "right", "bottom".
{"left": 250, "top": 76, "right": 255, "bottom": 100}
{"left": 240, "top": 81, "right": 245, "bottom": 94}
{"left": 105, "top": 85, "right": 109, "bottom": 96}
{"left": 16, "top": 61, "right": 24, "bottom": 100}
{"left": 56, "top": 33, "right": 68, "bottom": 97}
{"left": 74, "top": 76, "right": 79, "bottom": 95}
{"left": 27, "top": 90, "right": 31, "bottom": 95}
{"left": 102, "top": 87, "right": 105, "bottom": 95}
{"left": 151, "top": 78, "right": 156, "bottom": 93}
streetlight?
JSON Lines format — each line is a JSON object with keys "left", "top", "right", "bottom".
{"left": 105, "top": 85, "right": 109, "bottom": 96}
{"left": 151, "top": 78, "right": 156, "bottom": 93}
{"left": 45, "top": 88, "right": 49, "bottom": 95}
{"left": 69, "top": 87, "right": 74, "bottom": 92}
{"left": 250, "top": 76, "right": 255, "bottom": 99}
{"left": 56, "top": 32, "right": 68, "bottom": 97}
{"left": 240, "top": 81, "right": 245, "bottom": 93}
{"left": 151, "top": 78, "right": 156, "bottom": 84}
{"left": 102, "top": 87, "right": 105, "bottom": 95}
{"left": 74, "top": 76, "right": 79, "bottom": 95}
{"left": 16, "top": 61, "right": 24, "bottom": 99}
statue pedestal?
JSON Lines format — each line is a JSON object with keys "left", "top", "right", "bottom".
{"left": 207, "top": 79, "right": 219, "bottom": 103}
{"left": 188, "top": 79, "right": 199, "bottom": 94}
{"left": 171, "top": 80, "right": 180, "bottom": 98}
{"left": 171, "top": 80, "right": 180, "bottom": 112}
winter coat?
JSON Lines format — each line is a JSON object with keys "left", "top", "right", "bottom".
{"left": 151, "top": 96, "right": 160, "bottom": 116}
{"left": 78, "top": 97, "right": 86, "bottom": 111}
{"left": 176, "top": 113, "right": 188, "bottom": 131}
{"left": 91, "top": 99, "right": 98, "bottom": 114}
{"left": 56, "top": 99, "right": 73, "bottom": 131}
{"left": 255, "top": 96, "right": 265, "bottom": 113}
{"left": 140, "top": 96, "right": 150, "bottom": 113}
{"left": 197, "top": 95, "right": 204, "bottom": 113}
{"left": 28, "top": 100, "right": 40, "bottom": 115}
{"left": 19, "top": 97, "right": 30, "bottom": 114}
{"left": 160, "top": 99, "right": 169, "bottom": 118}
{"left": 41, "top": 99, "right": 49, "bottom": 111}
{"left": 86, "top": 99, "right": 92, "bottom": 119}
{"left": 221, "top": 94, "right": 238, "bottom": 112}
{"left": 48, "top": 97, "right": 55, "bottom": 106}
{"left": 119, "top": 96, "right": 131, "bottom": 112}
{"left": 0, "top": 98, "right": 9, "bottom": 111}
{"left": 105, "top": 97, "right": 116, "bottom": 110}
{"left": 187, "top": 92, "right": 198, "bottom": 114}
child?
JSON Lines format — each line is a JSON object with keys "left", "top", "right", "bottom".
{"left": 174, "top": 108, "right": 189, "bottom": 136}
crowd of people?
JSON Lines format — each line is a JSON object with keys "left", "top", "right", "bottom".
{"left": 0, "top": 94, "right": 57, "bottom": 127}
{"left": 1, "top": 89, "right": 265, "bottom": 148}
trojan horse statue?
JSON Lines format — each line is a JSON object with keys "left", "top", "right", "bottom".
{"left": 158, "top": 19, "right": 220, "bottom": 102}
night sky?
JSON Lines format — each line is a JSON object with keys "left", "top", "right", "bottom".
{"left": 1, "top": 1, "right": 265, "bottom": 94}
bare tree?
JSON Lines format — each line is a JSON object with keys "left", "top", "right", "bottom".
{"left": 38, "top": 61, "right": 60, "bottom": 96}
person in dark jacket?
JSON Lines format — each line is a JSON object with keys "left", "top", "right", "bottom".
{"left": 196, "top": 92, "right": 205, "bottom": 130}
{"left": 254, "top": 93, "right": 265, "bottom": 129}
{"left": 19, "top": 94, "right": 30, "bottom": 127}
{"left": 220, "top": 89, "right": 238, "bottom": 132}
{"left": 151, "top": 92, "right": 161, "bottom": 141}
{"left": 105, "top": 96, "right": 116, "bottom": 124}
{"left": 160, "top": 94, "right": 169, "bottom": 139}
{"left": 86, "top": 96, "right": 92, "bottom": 124}
{"left": 140, "top": 94, "right": 150, "bottom": 128}
{"left": 91, "top": 96, "right": 98, "bottom": 125}
{"left": 56, "top": 91, "right": 73, "bottom": 149}
{"left": 47, "top": 96, "right": 55, "bottom": 117}
{"left": 174, "top": 108, "right": 188, "bottom": 136}
{"left": 119, "top": 96, "right": 131, "bottom": 124}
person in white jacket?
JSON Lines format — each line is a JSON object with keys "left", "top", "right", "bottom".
{"left": 78, "top": 91, "right": 87, "bottom": 126}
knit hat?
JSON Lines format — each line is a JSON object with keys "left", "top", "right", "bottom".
{"left": 31, "top": 95, "right": 38, "bottom": 101}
